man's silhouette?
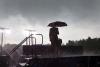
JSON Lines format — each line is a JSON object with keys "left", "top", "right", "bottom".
{"left": 49, "top": 27, "right": 59, "bottom": 46}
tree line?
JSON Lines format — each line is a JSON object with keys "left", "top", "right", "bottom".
{"left": 66, "top": 37, "right": 100, "bottom": 48}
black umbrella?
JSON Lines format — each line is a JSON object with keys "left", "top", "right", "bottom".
{"left": 48, "top": 21, "right": 67, "bottom": 27}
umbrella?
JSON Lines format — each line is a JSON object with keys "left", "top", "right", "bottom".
{"left": 48, "top": 21, "right": 67, "bottom": 27}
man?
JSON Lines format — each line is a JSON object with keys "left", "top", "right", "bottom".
{"left": 49, "top": 27, "right": 59, "bottom": 46}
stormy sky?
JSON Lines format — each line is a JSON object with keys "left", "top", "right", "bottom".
{"left": 0, "top": 0, "right": 100, "bottom": 44}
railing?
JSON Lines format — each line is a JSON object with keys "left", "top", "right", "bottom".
{"left": 36, "top": 34, "right": 43, "bottom": 45}
{"left": 26, "top": 37, "right": 36, "bottom": 45}
{"left": 9, "top": 34, "right": 43, "bottom": 56}
{"left": 9, "top": 34, "right": 33, "bottom": 55}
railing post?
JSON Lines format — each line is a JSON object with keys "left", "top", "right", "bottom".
{"left": 36, "top": 34, "right": 43, "bottom": 45}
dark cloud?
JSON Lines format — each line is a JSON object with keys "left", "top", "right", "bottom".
{"left": 0, "top": 0, "right": 62, "bottom": 20}
{"left": 0, "top": 0, "right": 100, "bottom": 25}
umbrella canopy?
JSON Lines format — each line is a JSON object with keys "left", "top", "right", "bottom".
{"left": 48, "top": 21, "right": 67, "bottom": 27}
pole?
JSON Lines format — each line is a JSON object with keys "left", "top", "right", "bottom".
{"left": 0, "top": 27, "right": 9, "bottom": 55}
{"left": 1, "top": 32, "right": 3, "bottom": 55}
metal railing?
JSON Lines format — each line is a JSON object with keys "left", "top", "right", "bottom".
{"left": 9, "top": 34, "right": 43, "bottom": 56}
{"left": 9, "top": 34, "right": 33, "bottom": 55}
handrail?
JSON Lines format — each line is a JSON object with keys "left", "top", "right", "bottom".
{"left": 9, "top": 34, "right": 33, "bottom": 55}
{"left": 28, "top": 37, "right": 36, "bottom": 45}
{"left": 9, "top": 33, "right": 43, "bottom": 56}
{"left": 36, "top": 34, "right": 43, "bottom": 45}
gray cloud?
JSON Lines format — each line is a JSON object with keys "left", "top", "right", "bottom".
{"left": 0, "top": 0, "right": 62, "bottom": 21}
{"left": 0, "top": 0, "right": 100, "bottom": 44}
{"left": 0, "top": 0, "right": 100, "bottom": 24}
{"left": 0, "top": 0, "right": 100, "bottom": 32}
